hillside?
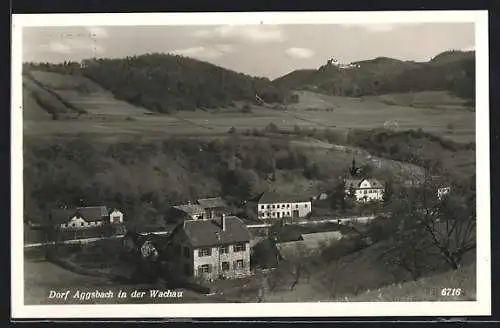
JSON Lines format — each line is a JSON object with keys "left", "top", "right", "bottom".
{"left": 273, "top": 50, "right": 475, "bottom": 100}
{"left": 24, "top": 53, "right": 289, "bottom": 114}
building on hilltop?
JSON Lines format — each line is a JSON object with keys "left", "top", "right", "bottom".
{"left": 344, "top": 178, "right": 385, "bottom": 202}
{"left": 257, "top": 191, "right": 312, "bottom": 219}
{"left": 166, "top": 214, "right": 252, "bottom": 280}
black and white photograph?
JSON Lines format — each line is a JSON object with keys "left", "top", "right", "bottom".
{"left": 11, "top": 11, "right": 490, "bottom": 318}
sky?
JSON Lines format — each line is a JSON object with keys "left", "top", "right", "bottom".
{"left": 22, "top": 23, "right": 475, "bottom": 80}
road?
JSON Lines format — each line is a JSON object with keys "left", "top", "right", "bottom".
{"left": 24, "top": 216, "right": 382, "bottom": 248}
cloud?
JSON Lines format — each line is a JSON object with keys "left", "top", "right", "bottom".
{"left": 285, "top": 47, "right": 315, "bottom": 59}
{"left": 39, "top": 37, "right": 104, "bottom": 56}
{"left": 170, "top": 44, "right": 236, "bottom": 59}
{"left": 193, "top": 25, "right": 285, "bottom": 43}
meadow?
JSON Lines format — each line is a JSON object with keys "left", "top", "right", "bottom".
{"left": 21, "top": 71, "right": 476, "bottom": 144}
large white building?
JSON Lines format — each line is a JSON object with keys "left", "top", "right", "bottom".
{"left": 345, "top": 178, "right": 385, "bottom": 202}
{"left": 257, "top": 192, "right": 312, "bottom": 219}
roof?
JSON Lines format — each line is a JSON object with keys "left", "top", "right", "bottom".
{"left": 172, "top": 204, "right": 205, "bottom": 216}
{"left": 258, "top": 191, "right": 311, "bottom": 204}
{"left": 177, "top": 216, "right": 252, "bottom": 248}
{"left": 197, "top": 197, "right": 228, "bottom": 209}
{"left": 50, "top": 206, "right": 109, "bottom": 224}
{"left": 77, "top": 206, "right": 109, "bottom": 221}
{"left": 276, "top": 231, "right": 343, "bottom": 258}
{"left": 345, "top": 178, "right": 384, "bottom": 189}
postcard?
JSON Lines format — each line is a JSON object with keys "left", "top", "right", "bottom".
{"left": 11, "top": 10, "right": 490, "bottom": 319}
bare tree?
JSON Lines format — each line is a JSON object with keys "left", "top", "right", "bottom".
{"left": 386, "top": 160, "right": 476, "bottom": 272}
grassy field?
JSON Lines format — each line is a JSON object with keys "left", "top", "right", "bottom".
{"left": 24, "top": 250, "right": 226, "bottom": 305}
{"left": 256, "top": 240, "right": 476, "bottom": 303}
{"left": 21, "top": 71, "right": 476, "bottom": 144}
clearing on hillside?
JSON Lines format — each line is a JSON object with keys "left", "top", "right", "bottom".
{"left": 27, "top": 71, "right": 153, "bottom": 117}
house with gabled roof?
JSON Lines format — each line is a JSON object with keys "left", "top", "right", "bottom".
{"left": 196, "top": 197, "right": 230, "bottom": 220}
{"left": 345, "top": 178, "right": 384, "bottom": 202}
{"left": 169, "top": 203, "right": 206, "bottom": 222}
{"left": 256, "top": 191, "right": 312, "bottom": 220}
{"left": 50, "top": 206, "right": 112, "bottom": 230}
{"left": 167, "top": 214, "right": 252, "bottom": 280}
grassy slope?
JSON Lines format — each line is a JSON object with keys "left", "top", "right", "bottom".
{"left": 259, "top": 238, "right": 476, "bottom": 302}
{"left": 341, "top": 263, "right": 475, "bottom": 302}
{"left": 22, "top": 71, "right": 476, "bottom": 144}
{"left": 27, "top": 70, "right": 152, "bottom": 117}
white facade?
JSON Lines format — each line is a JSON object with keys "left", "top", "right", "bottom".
{"left": 110, "top": 209, "right": 124, "bottom": 224}
{"left": 346, "top": 179, "right": 384, "bottom": 202}
{"left": 437, "top": 187, "right": 451, "bottom": 200}
{"left": 59, "top": 216, "right": 104, "bottom": 229}
{"left": 257, "top": 201, "right": 312, "bottom": 219}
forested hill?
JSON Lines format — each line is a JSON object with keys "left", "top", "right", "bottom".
{"left": 273, "top": 50, "right": 475, "bottom": 99}
{"left": 23, "top": 53, "right": 289, "bottom": 114}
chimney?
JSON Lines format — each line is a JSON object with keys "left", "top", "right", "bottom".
{"left": 221, "top": 213, "right": 226, "bottom": 231}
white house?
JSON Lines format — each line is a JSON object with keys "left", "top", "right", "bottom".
{"left": 166, "top": 214, "right": 251, "bottom": 280}
{"left": 345, "top": 178, "right": 384, "bottom": 202}
{"left": 437, "top": 186, "right": 451, "bottom": 200}
{"left": 50, "top": 206, "right": 122, "bottom": 230}
{"left": 109, "top": 209, "right": 124, "bottom": 224}
{"left": 257, "top": 192, "right": 312, "bottom": 219}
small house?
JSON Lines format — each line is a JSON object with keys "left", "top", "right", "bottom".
{"left": 50, "top": 206, "right": 110, "bottom": 230}
{"left": 196, "top": 197, "right": 230, "bottom": 220}
{"left": 345, "top": 178, "right": 384, "bottom": 202}
{"left": 169, "top": 203, "right": 206, "bottom": 222}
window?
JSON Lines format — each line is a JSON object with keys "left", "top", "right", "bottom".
{"left": 287, "top": 204, "right": 290, "bottom": 208}
{"left": 281, "top": 204, "right": 285, "bottom": 208}
{"left": 272, "top": 205, "right": 275, "bottom": 209}
{"left": 267, "top": 205, "right": 270, "bottom": 209}
{"left": 233, "top": 243, "right": 246, "bottom": 252}
{"left": 304, "top": 204, "right": 308, "bottom": 208}
{"left": 272, "top": 212, "right": 275, "bottom": 216}
{"left": 222, "top": 261, "right": 230, "bottom": 271}
{"left": 364, "top": 190, "right": 367, "bottom": 194}
{"left": 80, "top": 222, "right": 84, "bottom": 227}
{"left": 198, "top": 264, "right": 211, "bottom": 274}
{"left": 287, "top": 212, "right": 290, "bottom": 216}
{"left": 219, "top": 246, "right": 229, "bottom": 254}
{"left": 234, "top": 259, "right": 244, "bottom": 269}
{"left": 295, "top": 204, "right": 298, "bottom": 208}
{"left": 261, "top": 205, "right": 265, "bottom": 210}
{"left": 258, "top": 212, "right": 264, "bottom": 217}
{"left": 183, "top": 247, "right": 190, "bottom": 258}
{"left": 198, "top": 248, "right": 212, "bottom": 257}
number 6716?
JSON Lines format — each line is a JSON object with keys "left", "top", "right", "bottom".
{"left": 441, "top": 288, "right": 462, "bottom": 296}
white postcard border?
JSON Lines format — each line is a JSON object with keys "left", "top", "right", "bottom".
{"left": 11, "top": 10, "right": 490, "bottom": 319}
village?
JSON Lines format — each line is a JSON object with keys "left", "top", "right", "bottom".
{"left": 24, "top": 156, "right": 453, "bottom": 299}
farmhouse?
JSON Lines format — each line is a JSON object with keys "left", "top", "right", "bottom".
{"left": 167, "top": 214, "right": 252, "bottom": 280}
{"left": 50, "top": 206, "right": 115, "bottom": 230}
{"left": 196, "top": 197, "right": 230, "bottom": 220}
{"left": 257, "top": 192, "right": 312, "bottom": 219}
{"left": 345, "top": 178, "right": 384, "bottom": 202}
{"left": 169, "top": 203, "right": 206, "bottom": 222}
